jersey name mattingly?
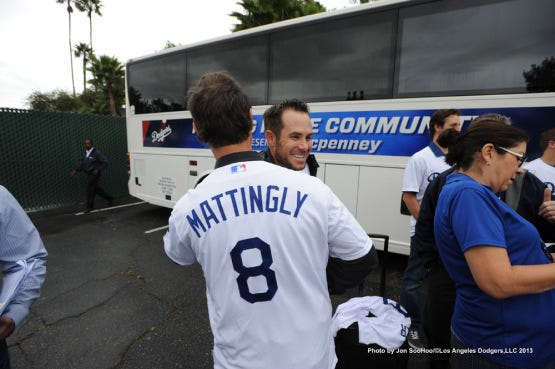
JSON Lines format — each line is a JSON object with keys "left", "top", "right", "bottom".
{"left": 186, "top": 184, "right": 309, "bottom": 238}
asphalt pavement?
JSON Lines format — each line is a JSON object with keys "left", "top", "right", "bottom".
{"left": 8, "top": 197, "right": 427, "bottom": 369}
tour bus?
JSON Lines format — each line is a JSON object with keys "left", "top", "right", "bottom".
{"left": 125, "top": 0, "right": 555, "bottom": 255}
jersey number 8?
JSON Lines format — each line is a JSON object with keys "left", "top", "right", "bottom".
{"left": 230, "top": 237, "right": 278, "bottom": 303}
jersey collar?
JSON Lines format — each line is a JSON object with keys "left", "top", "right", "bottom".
{"left": 428, "top": 142, "right": 445, "bottom": 157}
{"left": 215, "top": 151, "right": 263, "bottom": 169}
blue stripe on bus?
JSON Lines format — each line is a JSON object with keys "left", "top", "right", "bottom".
{"left": 141, "top": 107, "right": 554, "bottom": 159}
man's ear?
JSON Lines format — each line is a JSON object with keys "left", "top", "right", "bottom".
{"left": 265, "top": 130, "right": 276, "bottom": 147}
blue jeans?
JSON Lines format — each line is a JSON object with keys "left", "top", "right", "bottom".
{"left": 400, "top": 236, "right": 425, "bottom": 330}
{"left": 451, "top": 333, "right": 555, "bottom": 369}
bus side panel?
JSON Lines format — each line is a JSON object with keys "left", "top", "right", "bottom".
{"left": 324, "top": 164, "right": 359, "bottom": 215}
{"left": 129, "top": 153, "right": 190, "bottom": 208}
{"left": 358, "top": 166, "right": 410, "bottom": 255}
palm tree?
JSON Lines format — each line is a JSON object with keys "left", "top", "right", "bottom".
{"left": 74, "top": 0, "right": 102, "bottom": 50}
{"left": 56, "top": 0, "right": 76, "bottom": 96}
{"left": 74, "top": 42, "right": 93, "bottom": 93}
{"left": 88, "top": 55, "right": 125, "bottom": 116}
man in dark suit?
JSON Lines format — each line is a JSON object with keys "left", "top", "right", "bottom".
{"left": 70, "top": 139, "right": 113, "bottom": 213}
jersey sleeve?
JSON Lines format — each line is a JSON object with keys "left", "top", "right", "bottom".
{"left": 327, "top": 190, "right": 373, "bottom": 261}
{"left": 163, "top": 206, "right": 197, "bottom": 265}
{"left": 449, "top": 188, "right": 506, "bottom": 252}
{"left": 401, "top": 154, "right": 424, "bottom": 193}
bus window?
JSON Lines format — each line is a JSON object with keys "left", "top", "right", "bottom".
{"left": 128, "top": 52, "right": 187, "bottom": 114}
{"left": 396, "top": 0, "right": 555, "bottom": 97}
{"left": 269, "top": 10, "right": 396, "bottom": 103}
{"left": 187, "top": 36, "right": 268, "bottom": 106}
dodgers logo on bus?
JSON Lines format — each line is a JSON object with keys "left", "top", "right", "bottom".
{"left": 142, "top": 119, "right": 208, "bottom": 149}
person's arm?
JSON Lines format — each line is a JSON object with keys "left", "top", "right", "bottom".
{"left": 402, "top": 192, "right": 420, "bottom": 220}
{"left": 0, "top": 187, "right": 48, "bottom": 337}
{"left": 327, "top": 247, "right": 378, "bottom": 294}
{"left": 94, "top": 150, "right": 108, "bottom": 174}
{"left": 163, "top": 200, "right": 197, "bottom": 266}
{"left": 1, "top": 255, "right": 47, "bottom": 337}
{"left": 326, "top": 190, "right": 378, "bottom": 294}
{"left": 538, "top": 188, "right": 555, "bottom": 224}
{"left": 70, "top": 153, "right": 83, "bottom": 176}
{"left": 464, "top": 246, "right": 555, "bottom": 299}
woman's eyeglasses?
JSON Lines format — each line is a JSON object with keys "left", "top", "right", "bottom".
{"left": 496, "top": 146, "right": 527, "bottom": 167}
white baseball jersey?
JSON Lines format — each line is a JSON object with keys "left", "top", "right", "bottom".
{"left": 164, "top": 152, "right": 373, "bottom": 369}
{"left": 401, "top": 143, "right": 450, "bottom": 236}
{"left": 332, "top": 296, "right": 411, "bottom": 350}
{"left": 524, "top": 158, "right": 555, "bottom": 196}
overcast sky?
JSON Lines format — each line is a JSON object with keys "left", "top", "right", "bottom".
{"left": 0, "top": 0, "right": 357, "bottom": 109}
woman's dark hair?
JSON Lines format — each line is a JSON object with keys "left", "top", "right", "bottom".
{"left": 440, "top": 116, "right": 529, "bottom": 170}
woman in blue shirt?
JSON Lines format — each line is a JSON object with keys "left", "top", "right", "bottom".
{"left": 434, "top": 120, "right": 555, "bottom": 369}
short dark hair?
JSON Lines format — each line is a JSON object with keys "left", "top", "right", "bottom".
{"left": 186, "top": 71, "right": 252, "bottom": 148}
{"left": 263, "top": 99, "right": 309, "bottom": 139}
{"left": 539, "top": 128, "right": 555, "bottom": 151}
{"left": 442, "top": 115, "right": 529, "bottom": 170}
{"left": 429, "top": 109, "right": 461, "bottom": 139}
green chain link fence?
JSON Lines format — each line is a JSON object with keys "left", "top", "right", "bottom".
{"left": 0, "top": 108, "right": 129, "bottom": 211}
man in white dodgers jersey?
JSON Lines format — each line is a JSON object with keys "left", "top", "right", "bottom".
{"left": 164, "top": 71, "right": 378, "bottom": 369}
{"left": 524, "top": 127, "right": 555, "bottom": 236}
{"left": 399, "top": 109, "right": 461, "bottom": 348}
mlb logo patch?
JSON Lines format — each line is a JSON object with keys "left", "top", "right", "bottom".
{"left": 231, "top": 163, "right": 247, "bottom": 173}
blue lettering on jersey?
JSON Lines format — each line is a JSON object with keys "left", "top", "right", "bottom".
{"left": 427, "top": 172, "right": 440, "bottom": 183}
{"left": 187, "top": 185, "right": 309, "bottom": 238}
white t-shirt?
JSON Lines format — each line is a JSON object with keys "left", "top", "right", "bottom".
{"left": 164, "top": 155, "right": 373, "bottom": 369}
{"left": 524, "top": 158, "right": 555, "bottom": 196}
{"left": 401, "top": 143, "right": 450, "bottom": 236}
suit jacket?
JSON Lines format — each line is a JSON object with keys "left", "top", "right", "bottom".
{"left": 75, "top": 148, "right": 108, "bottom": 174}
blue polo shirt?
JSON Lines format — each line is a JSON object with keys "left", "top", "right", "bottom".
{"left": 434, "top": 173, "right": 555, "bottom": 368}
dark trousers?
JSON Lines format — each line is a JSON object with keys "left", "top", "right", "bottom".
{"left": 420, "top": 262, "right": 456, "bottom": 369}
{"left": 400, "top": 236, "right": 426, "bottom": 330}
{"left": 0, "top": 340, "right": 10, "bottom": 369}
{"left": 86, "top": 172, "right": 112, "bottom": 210}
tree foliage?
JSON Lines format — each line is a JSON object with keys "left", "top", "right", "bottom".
{"left": 523, "top": 56, "right": 555, "bottom": 92}
{"left": 26, "top": 90, "right": 85, "bottom": 112}
{"left": 74, "top": 42, "right": 94, "bottom": 93}
{"left": 231, "top": 0, "right": 326, "bottom": 32}
{"left": 87, "top": 55, "right": 125, "bottom": 116}
{"left": 27, "top": 54, "right": 125, "bottom": 116}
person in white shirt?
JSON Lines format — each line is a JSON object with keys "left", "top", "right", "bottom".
{"left": 524, "top": 127, "right": 555, "bottom": 198}
{"left": 163, "top": 71, "right": 378, "bottom": 369}
{"left": 399, "top": 109, "right": 461, "bottom": 348}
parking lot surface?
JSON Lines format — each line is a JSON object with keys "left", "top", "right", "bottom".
{"left": 9, "top": 198, "right": 426, "bottom": 369}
